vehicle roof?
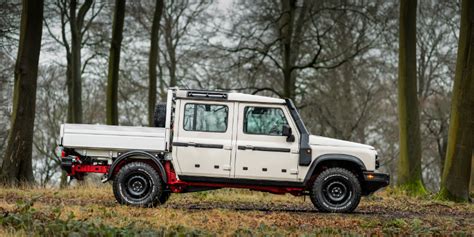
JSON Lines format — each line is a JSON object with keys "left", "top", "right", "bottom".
{"left": 175, "top": 89, "right": 286, "bottom": 104}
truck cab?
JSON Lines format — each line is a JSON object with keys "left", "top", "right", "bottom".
{"left": 57, "top": 88, "right": 389, "bottom": 213}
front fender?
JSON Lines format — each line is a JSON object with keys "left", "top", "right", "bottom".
{"left": 302, "top": 153, "right": 366, "bottom": 186}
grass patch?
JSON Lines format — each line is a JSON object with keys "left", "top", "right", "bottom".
{"left": 0, "top": 185, "right": 472, "bottom": 236}
{"left": 1, "top": 198, "right": 209, "bottom": 236}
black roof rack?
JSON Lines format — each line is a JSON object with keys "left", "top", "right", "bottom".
{"left": 187, "top": 91, "right": 228, "bottom": 100}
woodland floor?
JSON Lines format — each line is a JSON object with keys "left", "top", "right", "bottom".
{"left": 0, "top": 185, "right": 472, "bottom": 236}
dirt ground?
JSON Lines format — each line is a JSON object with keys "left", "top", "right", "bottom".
{"left": 0, "top": 185, "right": 472, "bottom": 236}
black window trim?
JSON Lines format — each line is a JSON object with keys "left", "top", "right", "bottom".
{"left": 242, "top": 105, "right": 290, "bottom": 137}
{"left": 183, "top": 102, "right": 229, "bottom": 133}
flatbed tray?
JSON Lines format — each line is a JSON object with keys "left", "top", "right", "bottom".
{"left": 60, "top": 124, "right": 167, "bottom": 152}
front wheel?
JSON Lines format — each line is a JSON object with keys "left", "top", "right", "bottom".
{"left": 113, "top": 162, "right": 164, "bottom": 207}
{"left": 310, "top": 168, "right": 361, "bottom": 213}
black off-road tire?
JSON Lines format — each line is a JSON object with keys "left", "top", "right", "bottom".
{"left": 113, "top": 162, "right": 164, "bottom": 207}
{"left": 310, "top": 168, "right": 361, "bottom": 213}
{"left": 153, "top": 103, "right": 167, "bottom": 127}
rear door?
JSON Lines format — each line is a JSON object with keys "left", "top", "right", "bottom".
{"left": 173, "top": 100, "right": 234, "bottom": 177}
{"left": 234, "top": 103, "right": 300, "bottom": 181}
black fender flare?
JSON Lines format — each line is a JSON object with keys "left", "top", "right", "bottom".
{"left": 104, "top": 150, "right": 167, "bottom": 183}
{"left": 303, "top": 153, "right": 366, "bottom": 186}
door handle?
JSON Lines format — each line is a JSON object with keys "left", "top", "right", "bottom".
{"left": 223, "top": 145, "right": 232, "bottom": 150}
{"left": 238, "top": 145, "right": 253, "bottom": 150}
{"left": 222, "top": 165, "right": 231, "bottom": 171}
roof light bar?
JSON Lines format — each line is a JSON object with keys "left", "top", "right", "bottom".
{"left": 187, "top": 91, "right": 228, "bottom": 100}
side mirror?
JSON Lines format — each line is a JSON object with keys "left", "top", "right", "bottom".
{"left": 282, "top": 125, "right": 295, "bottom": 142}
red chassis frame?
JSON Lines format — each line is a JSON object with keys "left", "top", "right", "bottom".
{"left": 68, "top": 159, "right": 305, "bottom": 196}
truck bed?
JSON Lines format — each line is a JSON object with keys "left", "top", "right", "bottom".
{"left": 60, "top": 124, "right": 167, "bottom": 154}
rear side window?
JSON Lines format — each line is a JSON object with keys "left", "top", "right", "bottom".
{"left": 184, "top": 103, "right": 228, "bottom": 132}
{"left": 244, "top": 107, "right": 288, "bottom": 135}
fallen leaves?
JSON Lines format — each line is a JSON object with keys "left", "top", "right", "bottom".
{"left": 0, "top": 186, "right": 472, "bottom": 236}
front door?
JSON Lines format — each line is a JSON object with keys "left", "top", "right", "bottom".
{"left": 234, "top": 103, "right": 300, "bottom": 181}
{"left": 173, "top": 100, "right": 234, "bottom": 177}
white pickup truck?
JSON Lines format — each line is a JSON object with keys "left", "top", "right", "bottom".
{"left": 56, "top": 88, "right": 389, "bottom": 212}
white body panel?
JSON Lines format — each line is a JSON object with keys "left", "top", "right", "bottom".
{"left": 309, "top": 135, "right": 374, "bottom": 149}
{"left": 61, "top": 124, "right": 167, "bottom": 152}
{"left": 172, "top": 99, "right": 235, "bottom": 177}
{"left": 233, "top": 102, "right": 300, "bottom": 181}
{"left": 59, "top": 88, "right": 378, "bottom": 183}
{"left": 310, "top": 135, "right": 377, "bottom": 171}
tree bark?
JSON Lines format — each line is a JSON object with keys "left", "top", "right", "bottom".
{"left": 166, "top": 36, "right": 177, "bottom": 88}
{"left": 66, "top": 53, "right": 73, "bottom": 123}
{"left": 279, "top": 0, "right": 311, "bottom": 100}
{"left": 69, "top": 0, "right": 93, "bottom": 124}
{"left": 470, "top": 154, "right": 474, "bottom": 194}
{"left": 163, "top": 9, "right": 177, "bottom": 89}
{"left": 106, "top": 0, "right": 126, "bottom": 125}
{"left": 439, "top": 0, "right": 474, "bottom": 201}
{"left": 0, "top": 0, "right": 44, "bottom": 185}
{"left": 148, "top": 0, "right": 164, "bottom": 126}
{"left": 280, "top": 0, "right": 296, "bottom": 100}
{"left": 397, "top": 0, "right": 426, "bottom": 194}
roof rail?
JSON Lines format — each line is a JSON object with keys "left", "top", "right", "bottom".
{"left": 187, "top": 91, "right": 228, "bottom": 100}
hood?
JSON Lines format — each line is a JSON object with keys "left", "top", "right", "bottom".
{"left": 309, "top": 135, "right": 374, "bottom": 150}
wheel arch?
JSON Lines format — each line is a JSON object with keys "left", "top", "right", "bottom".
{"left": 105, "top": 150, "right": 167, "bottom": 183}
{"left": 303, "top": 154, "right": 366, "bottom": 187}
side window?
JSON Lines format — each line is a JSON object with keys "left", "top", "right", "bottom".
{"left": 184, "top": 103, "right": 228, "bottom": 132}
{"left": 244, "top": 107, "right": 288, "bottom": 136}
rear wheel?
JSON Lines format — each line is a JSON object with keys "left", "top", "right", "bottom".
{"left": 113, "top": 162, "right": 164, "bottom": 207}
{"left": 310, "top": 168, "right": 361, "bottom": 213}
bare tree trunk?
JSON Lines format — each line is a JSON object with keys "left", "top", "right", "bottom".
{"left": 45, "top": 0, "right": 94, "bottom": 187}
{"left": 160, "top": 1, "right": 208, "bottom": 92}
{"left": 69, "top": 0, "right": 92, "bottom": 124}
{"left": 0, "top": 0, "right": 44, "bottom": 185}
{"left": 397, "top": 0, "right": 426, "bottom": 194}
{"left": 59, "top": 170, "right": 68, "bottom": 189}
{"left": 106, "top": 0, "right": 126, "bottom": 125}
{"left": 280, "top": 0, "right": 295, "bottom": 99}
{"left": 167, "top": 44, "right": 177, "bottom": 88}
{"left": 159, "top": 58, "right": 166, "bottom": 101}
{"left": 163, "top": 10, "right": 177, "bottom": 88}
{"left": 439, "top": 0, "right": 474, "bottom": 201}
{"left": 279, "top": 0, "right": 310, "bottom": 100}
{"left": 66, "top": 54, "right": 73, "bottom": 123}
{"left": 438, "top": 127, "right": 448, "bottom": 176}
{"left": 148, "top": 0, "right": 164, "bottom": 126}
{"left": 470, "top": 154, "right": 474, "bottom": 194}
